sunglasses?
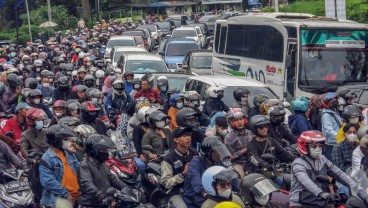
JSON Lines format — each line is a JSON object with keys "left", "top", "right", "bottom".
{"left": 257, "top": 124, "right": 268, "bottom": 129}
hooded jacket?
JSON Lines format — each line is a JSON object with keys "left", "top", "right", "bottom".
{"left": 288, "top": 113, "right": 312, "bottom": 138}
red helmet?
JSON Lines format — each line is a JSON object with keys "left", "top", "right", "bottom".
{"left": 320, "top": 92, "right": 337, "bottom": 109}
{"left": 297, "top": 130, "right": 326, "bottom": 155}
{"left": 227, "top": 108, "right": 247, "bottom": 129}
{"left": 53, "top": 100, "right": 67, "bottom": 109}
{"left": 81, "top": 101, "right": 100, "bottom": 113}
{"left": 26, "top": 108, "right": 48, "bottom": 126}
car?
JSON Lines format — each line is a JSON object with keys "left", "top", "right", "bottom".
{"left": 166, "top": 15, "right": 193, "bottom": 27}
{"left": 337, "top": 83, "right": 368, "bottom": 105}
{"left": 189, "top": 23, "right": 208, "bottom": 37}
{"left": 159, "top": 38, "right": 200, "bottom": 71}
{"left": 179, "top": 50, "right": 213, "bottom": 75}
{"left": 105, "top": 36, "right": 137, "bottom": 59}
{"left": 138, "top": 24, "right": 160, "bottom": 45}
{"left": 116, "top": 53, "right": 169, "bottom": 79}
{"left": 108, "top": 46, "right": 148, "bottom": 68}
{"left": 140, "top": 72, "right": 195, "bottom": 92}
{"left": 133, "top": 36, "right": 146, "bottom": 49}
{"left": 122, "top": 29, "right": 153, "bottom": 51}
{"left": 171, "top": 26, "right": 205, "bottom": 48}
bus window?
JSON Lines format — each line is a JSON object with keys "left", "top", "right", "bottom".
{"left": 264, "top": 27, "right": 284, "bottom": 62}
{"left": 214, "top": 23, "right": 221, "bottom": 53}
{"left": 218, "top": 26, "right": 227, "bottom": 54}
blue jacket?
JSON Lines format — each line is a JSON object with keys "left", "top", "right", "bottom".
{"left": 39, "top": 148, "right": 80, "bottom": 207}
{"left": 124, "top": 81, "right": 133, "bottom": 94}
{"left": 37, "top": 85, "right": 55, "bottom": 98}
{"left": 183, "top": 155, "right": 224, "bottom": 208}
{"left": 288, "top": 113, "right": 312, "bottom": 137}
{"left": 321, "top": 109, "right": 342, "bottom": 146}
{"left": 105, "top": 91, "right": 132, "bottom": 115}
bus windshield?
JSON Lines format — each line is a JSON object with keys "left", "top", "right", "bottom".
{"left": 299, "top": 29, "right": 368, "bottom": 92}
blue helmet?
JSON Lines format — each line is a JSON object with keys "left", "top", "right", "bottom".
{"left": 291, "top": 96, "right": 309, "bottom": 112}
{"left": 202, "top": 166, "right": 225, "bottom": 196}
{"left": 169, "top": 93, "right": 184, "bottom": 107}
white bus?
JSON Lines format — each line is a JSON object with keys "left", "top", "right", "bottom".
{"left": 212, "top": 13, "right": 368, "bottom": 101}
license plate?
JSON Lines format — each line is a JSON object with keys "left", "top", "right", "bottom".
{"left": 4, "top": 180, "right": 30, "bottom": 193}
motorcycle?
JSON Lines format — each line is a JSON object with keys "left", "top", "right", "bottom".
{"left": 261, "top": 153, "right": 292, "bottom": 191}
{"left": 346, "top": 166, "right": 368, "bottom": 208}
{"left": 0, "top": 169, "right": 33, "bottom": 208}
{"left": 104, "top": 187, "right": 155, "bottom": 208}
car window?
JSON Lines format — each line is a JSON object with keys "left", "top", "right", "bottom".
{"left": 191, "top": 56, "right": 212, "bottom": 68}
{"left": 107, "top": 39, "right": 136, "bottom": 48}
{"left": 195, "top": 81, "right": 204, "bottom": 95}
{"left": 203, "top": 84, "right": 211, "bottom": 99}
{"left": 125, "top": 60, "right": 167, "bottom": 73}
{"left": 358, "top": 90, "right": 368, "bottom": 105}
{"left": 185, "top": 79, "right": 193, "bottom": 91}
{"left": 166, "top": 43, "right": 199, "bottom": 56}
{"left": 172, "top": 30, "right": 197, "bottom": 38}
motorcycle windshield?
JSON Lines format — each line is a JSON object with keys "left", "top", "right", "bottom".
{"left": 110, "top": 131, "right": 137, "bottom": 158}
{"left": 349, "top": 166, "right": 368, "bottom": 199}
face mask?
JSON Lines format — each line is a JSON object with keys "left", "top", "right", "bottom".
{"left": 218, "top": 188, "right": 231, "bottom": 199}
{"left": 55, "top": 112, "right": 63, "bottom": 117}
{"left": 309, "top": 146, "right": 323, "bottom": 159}
{"left": 42, "top": 83, "right": 49, "bottom": 88}
{"left": 176, "top": 102, "right": 184, "bottom": 109}
{"left": 92, "top": 98, "right": 99, "bottom": 104}
{"left": 66, "top": 71, "right": 72, "bottom": 75}
{"left": 274, "top": 117, "right": 284, "bottom": 125}
{"left": 36, "top": 67, "right": 41, "bottom": 72}
{"left": 156, "top": 120, "right": 165, "bottom": 129}
{"left": 33, "top": 98, "right": 41, "bottom": 105}
{"left": 349, "top": 117, "right": 359, "bottom": 124}
{"left": 330, "top": 100, "right": 338, "bottom": 108}
{"left": 345, "top": 133, "right": 358, "bottom": 142}
{"left": 338, "top": 105, "right": 344, "bottom": 111}
{"left": 217, "top": 94, "right": 224, "bottom": 99}
{"left": 160, "top": 86, "right": 166, "bottom": 92}
{"left": 62, "top": 140, "right": 72, "bottom": 150}
{"left": 219, "top": 129, "right": 228, "bottom": 137}
{"left": 254, "top": 194, "right": 270, "bottom": 206}
{"left": 97, "top": 152, "right": 109, "bottom": 162}
{"left": 126, "top": 80, "right": 132, "bottom": 84}
{"left": 35, "top": 120, "right": 44, "bottom": 130}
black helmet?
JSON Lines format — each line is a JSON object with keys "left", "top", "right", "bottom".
{"left": 58, "top": 116, "right": 81, "bottom": 128}
{"left": 268, "top": 106, "right": 286, "bottom": 123}
{"left": 67, "top": 99, "right": 81, "bottom": 115}
{"left": 25, "top": 78, "right": 38, "bottom": 89}
{"left": 46, "top": 124, "right": 76, "bottom": 148}
{"left": 84, "top": 134, "right": 115, "bottom": 159}
{"left": 74, "top": 124, "right": 97, "bottom": 145}
{"left": 58, "top": 76, "right": 69, "bottom": 88}
{"left": 233, "top": 87, "right": 250, "bottom": 102}
{"left": 342, "top": 104, "right": 363, "bottom": 122}
{"left": 176, "top": 107, "right": 200, "bottom": 128}
{"left": 253, "top": 94, "right": 270, "bottom": 108}
{"left": 248, "top": 115, "right": 270, "bottom": 135}
{"left": 87, "top": 89, "right": 102, "bottom": 99}
{"left": 7, "top": 74, "right": 21, "bottom": 89}
{"left": 106, "top": 68, "right": 115, "bottom": 76}
{"left": 240, "top": 173, "right": 279, "bottom": 205}
{"left": 148, "top": 110, "right": 168, "bottom": 129}
{"left": 29, "top": 89, "right": 43, "bottom": 102}
{"left": 200, "top": 136, "right": 231, "bottom": 159}
{"left": 83, "top": 75, "right": 95, "bottom": 88}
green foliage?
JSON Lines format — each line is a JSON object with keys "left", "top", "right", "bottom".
{"left": 346, "top": 0, "right": 368, "bottom": 23}
{"left": 262, "top": 6, "right": 275, "bottom": 12}
{"left": 280, "top": 0, "right": 325, "bottom": 16}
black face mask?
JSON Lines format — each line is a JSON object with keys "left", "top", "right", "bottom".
{"left": 273, "top": 117, "right": 284, "bottom": 125}
{"left": 97, "top": 152, "right": 109, "bottom": 163}
{"left": 217, "top": 94, "right": 224, "bottom": 99}
{"left": 84, "top": 113, "right": 97, "bottom": 123}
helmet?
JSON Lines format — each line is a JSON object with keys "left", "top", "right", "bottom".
{"left": 84, "top": 134, "right": 115, "bottom": 159}
{"left": 41, "top": 70, "right": 49, "bottom": 78}
{"left": 77, "top": 67, "right": 87, "bottom": 74}
{"left": 169, "top": 93, "right": 184, "bottom": 107}
{"left": 268, "top": 106, "right": 286, "bottom": 123}
{"left": 214, "top": 202, "right": 242, "bottom": 208}
{"left": 58, "top": 76, "right": 69, "bottom": 88}
{"left": 106, "top": 68, "right": 115, "bottom": 76}
{"left": 112, "top": 79, "right": 125, "bottom": 93}
{"left": 233, "top": 87, "right": 249, "bottom": 102}
{"left": 6, "top": 67, "right": 19, "bottom": 75}
{"left": 58, "top": 116, "right": 81, "bottom": 127}
{"left": 46, "top": 124, "right": 76, "bottom": 148}
{"left": 87, "top": 89, "right": 102, "bottom": 99}
{"left": 183, "top": 91, "right": 202, "bottom": 108}
{"left": 53, "top": 100, "right": 67, "bottom": 111}
{"left": 206, "top": 86, "right": 225, "bottom": 98}
{"left": 67, "top": 100, "right": 81, "bottom": 115}
{"left": 74, "top": 124, "right": 97, "bottom": 145}
{"left": 291, "top": 96, "right": 309, "bottom": 112}
{"left": 95, "top": 70, "right": 105, "bottom": 78}
{"left": 248, "top": 115, "right": 270, "bottom": 135}
{"left": 83, "top": 75, "right": 95, "bottom": 88}
{"left": 200, "top": 136, "right": 231, "bottom": 159}
{"left": 358, "top": 125, "right": 368, "bottom": 139}
{"left": 253, "top": 94, "right": 270, "bottom": 109}
{"left": 123, "top": 72, "right": 134, "bottom": 78}
{"left": 7, "top": 74, "right": 21, "bottom": 89}
{"left": 176, "top": 107, "right": 200, "bottom": 128}
{"left": 0, "top": 82, "right": 5, "bottom": 95}
{"left": 320, "top": 92, "right": 338, "bottom": 109}
{"left": 259, "top": 99, "right": 282, "bottom": 115}
{"left": 137, "top": 106, "right": 152, "bottom": 124}
{"left": 29, "top": 89, "right": 43, "bottom": 104}
{"left": 26, "top": 108, "right": 48, "bottom": 127}
{"left": 25, "top": 78, "right": 38, "bottom": 89}
{"left": 227, "top": 108, "right": 247, "bottom": 129}
{"left": 81, "top": 101, "right": 100, "bottom": 113}
{"left": 157, "top": 76, "right": 168, "bottom": 88}
{"left": 240, "top": 173, "right": 279, "bottom": 205}
{"left": 135, "top": 97, "right": 150, "bottom": 112}
{"left": 201, "top": 166, "right": 226, "bottom": 196}
{"left": 342, "top": 104, "right": 363, "bottom": 122}
{"left": 297, "top": 130, "right": 326, "bottom": 155}
{"left": 148, "top": 110, "right": 168, "bottom": 129}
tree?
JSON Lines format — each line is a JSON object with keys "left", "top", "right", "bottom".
{"left": 81, "top": 0, "right": 92, "bottom": 19}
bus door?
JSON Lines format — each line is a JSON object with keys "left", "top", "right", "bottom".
{"left": 284, "top": 41, "right": 297, "bottom": 101}
{"left": 214, "top": 24, "right": 227, "bottom": 73}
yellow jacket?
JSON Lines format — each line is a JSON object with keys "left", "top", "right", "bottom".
{"left": 336, "top": 122, "right": 363, "bottom": 143}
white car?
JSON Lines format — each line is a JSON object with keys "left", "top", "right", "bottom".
{"left": 117, "top": 53, "right": 169, "bottom": 79}
{"left": 105, "top": 36, "right": 137, "bottom": 59}
{"left": 108, "top": 46, "right": 148, "bottom": 68}
{"left": 171, "top": 26, "right": 205, "bottom": 48}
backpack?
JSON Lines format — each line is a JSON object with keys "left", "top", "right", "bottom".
{"left": 317, "top": 111, "right": 342, "bottom": 131}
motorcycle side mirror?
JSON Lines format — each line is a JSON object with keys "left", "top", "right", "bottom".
{"left": 106, "top": 187, "right": 117, "bottom": 196}
{"left": 261, "top": 153, "right": 278, "bottom": 162}
{"left": 316, "top": 175, "right": 331, "bottom": 184}
{"left": 142, "top": 145, "right": 154, "bottom": 151}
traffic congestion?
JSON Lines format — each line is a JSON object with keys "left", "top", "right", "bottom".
{"left": 0, "top": 11, "right": 368, "bottom": 208}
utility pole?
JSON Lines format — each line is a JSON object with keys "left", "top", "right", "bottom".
{"left": 47, "top": 0, "right": 52, "bottom": 21}
{"left": 25, "top": 0, "right": 32, "bottom": 42}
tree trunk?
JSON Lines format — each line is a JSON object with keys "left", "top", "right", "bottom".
{"left": 80, "top": 0, "right": 91, "bottom": 19}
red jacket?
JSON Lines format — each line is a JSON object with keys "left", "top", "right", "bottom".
{"left": 134, "top": 89, "right": 162, "bottom": 104}
{"left": 2, "top": 117, "right": 28, "bottom": 144}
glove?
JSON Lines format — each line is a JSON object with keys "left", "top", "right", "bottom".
{"left": 265, "top": 164, "right": 275, "bottom": 171}
{"left": 102, "top": 196, "right": 114, "bottom": 206}
{"left": 318, "top": 192, "right": 336, "bottom": 202}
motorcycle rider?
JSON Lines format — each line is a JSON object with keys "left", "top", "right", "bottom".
{"left": 78, "top": 134, "right": 127, "bottom": 208}
{"left": 39, "top": 124, "right": 80, "bottom": 208}
{"left": 201, "top": 166, "right": 243, "bottom": 208}
{"left": 336, "top": 104, "right": 363, "bottom": 143}
{"left": 203, "top": 86, "right": 229, "bottom": 117}
{"left": 20, "top": 108, "right": 49, "bottom": 157}
{"left": 232, "top": 87, "right": 250, "bottom": 115}
{"left": 240, "top": 173, "right": 282, "bottom": 208}
{"left": 205, "top": 113, "right": 228, "bottom": 142}
{"left": 134, "top": 80, "right": 162, "bottom": 104}
{"left": 351, "top": 126, "right": 368, "bottom": 177}
{"left": 0, "top": 139, "right": 26, "bottom": 172}
{"left": 156, "top": 75, "right": 169, "bottom": 102}
{"left": 80, "top": 101, "right": 107, "bottom": 135}
{"left": 288, "top": 96, "right": 312, "bottom": 137}
{"left": 49, "top": 100, "right": 68, "bottom": 126}
{"left": 123, "top": 72, "right": 134, "bottom": 95}
{"left": 39, "top": 76, "right": 55, "bottom": 98}
{"left": 289, "top": 130, "right": 356, "bottom": 208}
{"left": 2, "top": 102, "right": 31, "bottom": 143}
{"left": 168, "top": 93, "right": 185, "bottom": 131}
{"left": 3, "top": 74, "right": 22, "bottom": 111}
{"left": 225, "top": 108, "right": 252, "bottom": 178}
{"left": 53, "top": 76, "right": 73, "bottom": 101}
{"left": 28, "top": 89, "right": 53, "bottom": 119}
{"left": 74, "top": 67, "right": 87, "bottom": 86}
{"left": 182, "top": 136, "right": 234, "bottom": 208}
{"left": 105, "top": 79, "right": 132, "bottom": 115}
{"left": 248, "top": 94, "right": 270, "bottom": 120}
{"left": 267, "top": 106, "right": 297, "bottom": 147}
{"left": 73, "top": 124, "right": 97, "bottom": 162}
{"left": 161, "top": 127, "right": 198, "bottom": 208}
{"left": 73, "top": 85, "right": 88, "bottom": 103}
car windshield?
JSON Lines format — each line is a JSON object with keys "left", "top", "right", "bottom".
{"left": 139, "top": 25, "right": 157, "bottom": 33}
{"left": 126, "top": 60, "right": 167, "bottom": 73}
{"left": 166, "top": 43, "right": 199, "bottom": 56}
{"left": 107, "top": 39, "right": 135, "bottom": 48}
{"left": 192, "top": 56, "right": 212, "bottom": 68}
{"left": 167, "top": 76, "right": 190, "bottom": 90}
{"left": 155, "top": 22, "right": 171, "bottom": 30}
{"left": 222, "top": 86, "right": 278, "bottom": 107}
{"left": 114, "top": 51, "right": 147, "bottom": 63}
{"left": 172, "top": 30, "right": 197, "bottom": 38}
{"left": 123, "top": 31, "right": 144, "bottom": 38}
{"left": 134, "top": 37, "right": 144, "bottom": 44}
{"left": 299, "top": 29, "right": 368, "bottom": 93}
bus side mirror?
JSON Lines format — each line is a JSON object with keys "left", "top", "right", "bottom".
{"left": 285, "top": 54, "right": 292, "bottom": 68}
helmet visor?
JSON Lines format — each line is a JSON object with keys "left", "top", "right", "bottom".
{"left": 249, "top": 178, "right": 279, "bottom": 198}
{"left": 214, "top": 143, "right": 231, "bottom": 160}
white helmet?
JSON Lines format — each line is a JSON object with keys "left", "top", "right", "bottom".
{"left": 71, "top": 70, "right": 78, "bottom": 77}
{"left": 95, "top": 70, "right": 105, "bottom": 78}
{"left": 115, "top": 68, "right": 122, "bottom": 74}
{"left": 157, "top": 75, "right": 167, "bottom": 81}
{"left": 206, "top": 86, "right": 225, "bottom": 98}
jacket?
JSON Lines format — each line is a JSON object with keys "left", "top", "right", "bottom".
{"left": 0, "top": 140, "right": 25, "bottom": 172}
{"left": 351, "top": 146, "right": 365, "bottom": 178}
{"left": 31, "top": 103, "right": 53, "bottom": 119}
{"left": 38, "top": 86, "right": 54, "bottom": 98}
{"left": 2, "top": 88, "right": 18, "bottom": 111}
{"left": 127, "top": 115, "right": 139, "bottom": 140}
{"left": 336, "top": 122, "right": 363, "bottom": 143}
{"left": 203, "top": 97, "right": 229, "bottom": 117}
{"left": 81, "top": 118, "right": 107, "bottom": 135}
{"left": 288, "top": 113, "right": 312, "bottom": 137}
{"left": 2, "top": 116, "right": 28, "bottom": 143}
{"left": 105, "top": 91, "right": 132, "bottom": 115}
{"left": 321, "top": 109, "right": 342, "bottom": 146}
{"left": 331, "top": 140, "right": 357, "bottom": 172}
{"left": 20, "top": 128, "right": 49, "bottom": 158}
{"left": 134, "top": 89, "right": 162, "bottom": 104}
{"left": 232, "top": 101, "right": 250, "bottom": 115}
{"left": 289, "top": 155, "right": 356, "bottom": 207}
{"left": 124, "top": 81, "right": 133, "bottom": 94}
{"left": 39, "top": 148, "right": 80, "bottom": 207}
{"left": 224, "top": 128, "right": 253, "bottom": 165}
{"left": 182, "top": 155, "right": 224, "bottom": 208}
{"left": 141, "top": 128, "right": 172, "bottom": 156}
{"left": 268, "top": 122, "right": 297, "bottom": 147}
{"left": 53, "top": 87, "right": 73, "bottom": 101}
{"left": 78, "top": 157, "right": 127, "bottom": 207}
{"left": 168, "top": 107, "right": 179, "bottom": 131}
{"left": 248, "top": 107, "right": 261, "bottom": 120}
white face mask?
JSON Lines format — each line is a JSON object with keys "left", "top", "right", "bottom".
{"left": 218, "top": 128, "right": 228, "bottom": 137}
{"left": 176, "top": 102, "right": 184, "bottom": 109}
{"left": 345, "top": 133, "right": 358, "bottom": 142}
{"left": 349, "top": 117, "right": 359, "bottom": 124}
{"left": 254, "top": 194, "right": 270, "bottom": 206}
{"left": 338, "top": 105, "right": 344, "bottom": 111}
{"left": 62, "top": 140, "right": 71, "bottom": 150}
{"left": 309, "top": 146, "right": 323, "bottom": 159}
{"left": 218, "top": 188, "right": 232, "bottom": 199}
{"left": 55, "top": 112, "right": 63, "bottom": 117}
{"left": 33, "top": 99, "right": 41, "bottom": 104}
{"left": 156, "top": 120, "right": 165, "bottom": 129}
{"left": 42, "top": 83, "right": 49, "bottom": 88}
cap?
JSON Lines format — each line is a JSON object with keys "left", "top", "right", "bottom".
{"left": 15, "top": 102, "right": 32, "bottom": 112}
{"left": 173, "top": 127, "right": 193, "bottom": 138}
{"left": 215, "top": 116, "right": 228, "bottom": 128}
